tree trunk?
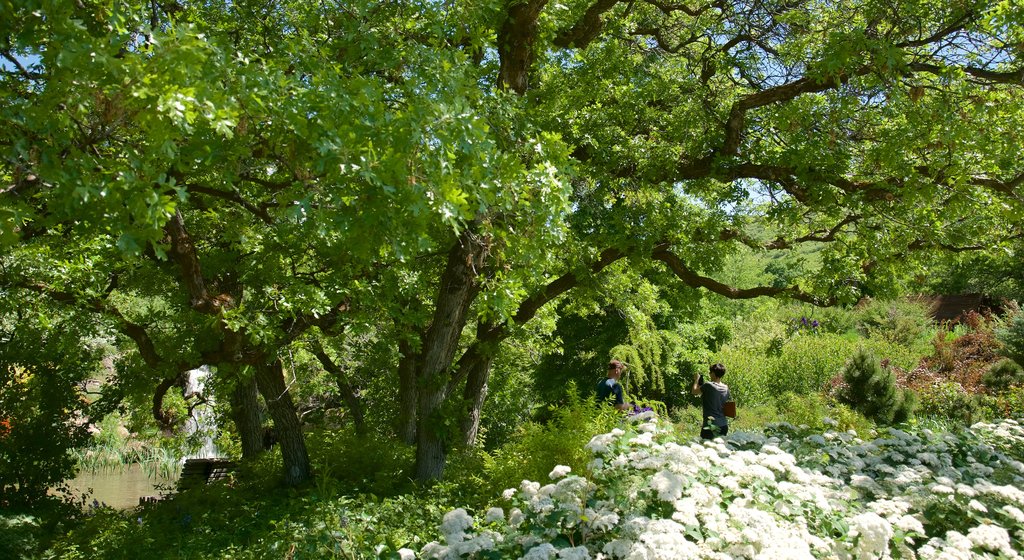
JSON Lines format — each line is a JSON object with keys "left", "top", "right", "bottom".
{"left": 459, "top": 348, "right": 495, "bottom": 447}
{"left": 396, "top": 336, "right": 420, "bottom": 445}
{"left": 254, "top": 358, "right": 312, "bottom": 486}
{"left": 230, "top": 375, "right": 264, "bottom": 459}
{"left": 309, "top": 339, "right": 366, "bottom": 436}
{"left": 414, "top": 232, "right": 484, "bottom": 481}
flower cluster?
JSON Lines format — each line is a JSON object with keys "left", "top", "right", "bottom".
{"left": 415, "top": 417, "right": 1024, "bottom": 559}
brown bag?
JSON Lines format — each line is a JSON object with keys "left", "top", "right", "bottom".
{"left": 723, "top": 400, "right": 737, "bottom": 418}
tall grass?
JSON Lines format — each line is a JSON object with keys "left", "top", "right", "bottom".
{"left": 72, "top": 443, "right": 182, "bottom": 480}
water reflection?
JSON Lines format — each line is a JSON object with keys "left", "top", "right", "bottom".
{"left": 59, "top": 464, "right": 175, "bottom": 510}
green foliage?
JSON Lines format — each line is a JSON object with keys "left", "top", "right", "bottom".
{"left": 482, "top": 393, "right": 619, "bottom": 498}
{"left": 838, "top": 347, "right": 916, "bottom": 425}
{"left": 305, "top": 428, "right": 416, "bottom": 497}
{"left": 996, "top": 313, "right": 1024, "bottom": 367}
{"left": 983, "top": 359, "right": 1024, "bottom": 393}
{"left": 916, "top": 382, "right": 996, "bottom": 424}
{"left": 766, "top": 334, "right": 860, "bottom": 399}
{"left": 773, "top": 392, "right": 874, "bottom": 437}
{"left": 0, "top": 316, "right": 99, "bottom": 507}
{"left": 709, "top": 346, "right": 774, "bottom": 406}
{"left": 854, "top": 299, "right": 935, "bottom": 348}
{"left": 0, "top": 514, "right": 40, "bottom": 560}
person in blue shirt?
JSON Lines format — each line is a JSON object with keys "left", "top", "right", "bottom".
{"left": 596, "top": 360, "right": 629, "bottom": 411}
{"left": 691, "top": 363, "right": 731, "bottom": 439}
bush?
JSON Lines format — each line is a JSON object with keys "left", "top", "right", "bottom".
{"left": 855, "top": 299, "right": 934, "bottom": 347}
{"left": 709, "top": 347, "right": 773, "bottom": 406}
{"left": 915, "top": 381, "right": 986, "bottom": 424}
{"left": 772, "top": 392, "right": 874, "bottom": 437}
{"left": 837, "top": 347, "right": 916, "bottom": 425}
{"left": 482, "top": 393, "right": 620, "bottom": 497}
{"left": 996, "top": 312, "right": 1024, "bottom": 367}
{"left": 982, "top": 359, "right": 1024, "bottom": 393}
{"left": 305, "top": 427, "right": 416, "bottom": 497}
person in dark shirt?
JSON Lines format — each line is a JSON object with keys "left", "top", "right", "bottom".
{"left": 691, "top": 363, "right": 731, "bottom": 439}
{"left": 596, "top": 360, "right": 629, "bottom": 411}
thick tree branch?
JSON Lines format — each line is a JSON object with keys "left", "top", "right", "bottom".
{"left": 641, "top": 0, "right": 718, "bottom": 17}
{"left": 183, "top": 184, "right": 274, "bottom": 225}
{"left": 554, "top": 0, "right": 621, "bottom": 49}
{"left": 895, "top": 11, "right": 976, "bottom": 48}
{"left": 164, "top": 210, "right": 233, "bottom": 314}
{"left": 652, "top": 246, "right": 837, "bottom": 305}
{"left": 908, "top": 62, "right": 1024, "bottom": 85}
{"left": 497, "top": 0, "right": 549, "bottom": 94}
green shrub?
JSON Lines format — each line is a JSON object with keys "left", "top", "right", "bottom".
{"left": 837, "top": 347, "right": 915, "bottom": 425}
{"left": 982, "top": 358, "right": 1024, "bottom": 393}
{"left": 305, "top": 427, "right": 416, "bottom": 497}
{"left": 916, "top": 382, "right": 983, "bottom": 424}
{"left": 855, "top": 299, "right": 935, "bottom": 347}
{"left": 710, "top": 347, "right": 773, "bottom": 406}
{"left": 772, "top": 392, "right": 874, "bottom": 437}
{"left": 482, "top": 394, "right": 619, "bottom": 496}
{"left": 0, "top": 514, "right": 40, "bottom": 560}
{"left": 766, "top": 334, "right": 859, "bottom": 398}
{"left": 996, "top": 313, "right": 1024, "bottom": 367}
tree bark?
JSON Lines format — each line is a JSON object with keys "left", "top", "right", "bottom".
{"left": 254, "top": 358, "right": 313, "bottom": 486}
{"left": 309, "top": 339, "right": 366, "bottom": 435}
{"left": 458, "top": 346, "right": 495, "bottom": 447}
{"left": 397, "top": 336, "right": 420, "bottom": 445}
{"left": 414, "top": 232, "right": 484, "bottom": 481}
{"left": 230, "top": 375, "right": 264, "bottom": 459}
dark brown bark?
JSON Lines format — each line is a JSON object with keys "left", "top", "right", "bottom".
{"left": 254, "top": 358, "right": 313, "bottom": 486}
{"left": 651, "top": 245, "right": 836, "bottom": 306}
{"left": 497, "top": 0, "right": 549, "bottom": 94}
{"left": 458, "top": 344, "right": 495, "bottom": 447}
{"left": 414, "top": 232, "right": 485, "bottom": 481}
{"left": 230, "top": 376, "right": 264, "bottom": 459}
{"left": 553, "top": 0, "right": 621, "bottom": 48}
{"left": 397, "top": 336, "right": 420, "bottom": 445}
{"left": 309, "top": 339, "right": 366, "bottom": 435}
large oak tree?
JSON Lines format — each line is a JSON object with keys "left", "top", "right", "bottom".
{"left": 3, "top": 0, "right": 1022, "bottom": 483}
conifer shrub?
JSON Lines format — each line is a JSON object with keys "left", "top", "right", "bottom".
{"left": 996, "top": 312, "right": 1024, "bottom": 367}
{"left": 983, "top": 358, "right": 1024, "bottom": 393}
{"left": 837, "top": 347, "right": 916, "bottom": 425}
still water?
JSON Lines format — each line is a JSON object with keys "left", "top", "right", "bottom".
{"left": 58, "top": 465, "right": 176, "bottom": 510}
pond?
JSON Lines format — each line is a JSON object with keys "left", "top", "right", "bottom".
{"left": 57, "top": 465, "right": 176, "bottom": 510}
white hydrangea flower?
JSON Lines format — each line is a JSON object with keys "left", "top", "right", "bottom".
{"left": 846, "top": 512, "right": 892, "bottom": 560}
{"left": 420, "top": 541, "right": 447, "bottom": 559}
{"left": 557, "top": 545, "right": 591, "bottom": 560}
{"left": 650, "top": 469, "right": 684, "bottom": 502}
{"left": 485, "top": 507, "right": 505, "bottom": 524}
{"left": 440, "top": 508, "right": 474, "bottom": 542}
{"left": 521, "top": 480, "right": 541, "bottom": 497}
{"left": 602, "top": 539, "right": 632, "bottom": 558}
{"left": 398, "top": 548, "right": 416, "bottom": 560}
{"left": 966, "top": 524, "right": 1015, "bottom": 556}
{"left": 894, "top": 515, "right": 924, "bottom": 535}
{"left": 550, "top": 465, "right": 572, "bottom": 479}
{"left": 631, "top": 432, "right": 654, "bottom": 447}
{"left": 1001, "top": 505, "right": 1024, "bottom": 523}
{"left": 585, "top": 507, "right": 620, "bottom": 532}
{"left": 509, "top": 508, "right": 525, "bottom": 528}
{"left": 587, "top": 434, "right": 616, "bottom": 454}
{"left": 521, "top": 542, "right": 558, "bottom": 560}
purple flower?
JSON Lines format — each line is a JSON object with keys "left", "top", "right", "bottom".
{"left": 812, "top": 320, "right": 819, "bottom": 328}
